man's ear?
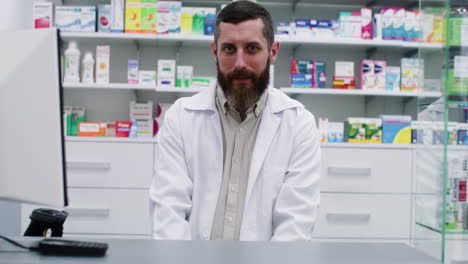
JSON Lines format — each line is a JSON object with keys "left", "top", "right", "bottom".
{"left": 269, "top": 41, "right": 280, "bottom": 64}
{"left": 210, "top": 41, "right": 218, "bottom": 63}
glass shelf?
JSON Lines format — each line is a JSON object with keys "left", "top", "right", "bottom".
{"left": 417, "top": 222, "right": 468, "bottom": 235}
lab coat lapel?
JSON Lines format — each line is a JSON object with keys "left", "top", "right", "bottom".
{"left": 245, "top": 109, "right": 280, "bottom": 204}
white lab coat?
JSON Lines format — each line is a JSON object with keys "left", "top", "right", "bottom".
{"left": 149, "top": 86, "right": 321, "bottom": 241}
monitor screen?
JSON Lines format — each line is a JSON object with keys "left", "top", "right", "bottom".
{"left": 0, "top": 28, "right": 68, "bottom": 207}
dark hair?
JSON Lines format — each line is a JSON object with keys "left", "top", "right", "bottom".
{"left": 214, "top": 1, "right": 274, "bottom": 49}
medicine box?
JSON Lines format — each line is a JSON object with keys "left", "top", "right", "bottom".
{"left": 392, "top": 8, "right": 406, "bottom": 40}
{"left": 141, "top": 0, "right": 158, "bottom": 33}
{"left": 364, "top": 118, "right": 382, "bottom": 143}
{"left": 295, "top": 19, "right": 311, "bottom": 37}
{"left": 381, "top": 115, "right": 412, "bottom": 144}
{"left": 98, "top": 4, "right": 111, "bottom": 32}
{"left": 55, "top": 6, "right": 81, "bottom": 32}
{"left": 381, "top": 7, "right": 395, "bottom": 40}
{"left": 360, "top": 60, "right": 374, "bottom": 90}
{"left": 276, "top": 22, "right": 294, "bottom": 36}
{"left": 401, "top": 58, "right": 424, "bottom": 91}
{"left": 204, "top": 8, "right": 216, "bottom": 35}
{"left": 181, "top": 7, "right": 193, "bottom": 34}
{"left": 81, "top": 6, "right": 97, "bottom": 32}
{"left": 111, "top": 0, "right": 125, "bottom": 32}
{"left": 139, "top": 70, "right": 157, "bottom": 86}
{"left": 328, "top": 122, "right": 344, "bottom": 143}
{"left": 116, "top": 121, "right": 133, "bottom": 137}
{"left": 313, "top": 61, "right": 326, "bottom": 88}
{"left": 136, "top": 119, "right": 154, "bottom": 138}
{"left": 157, "top": 1, "right": 182, "bottom": 34}
{"left": 96, "top": 45, "right": 110, "bottom": 84}
{"left": 344, "top": 117, "right": 366, "bottom": 142}
{"left": 130, "top": 101, "right": 153, "bottom": 120}
{"left": 176, "top": 66, "right": 194, "bottom": 88}
{"left": 125, "top": 0, "right": 142, "bottom": 33}
{"left": 158, "top": 60, "right": 176, "bottom": 88}
{"left": 386, "top": 66, "right": 401, "bottom": 91}
{"left": 128, "top": 60, "right": 139, "bottom": 84}
{"left": 345, "top": 117, "right": 382, "bottom": 143}
{"left": 333, "top": 76, "right": 355, "bottom": 89}
{"left": 192, "top": 8, "right": 205, "bottom": 35}
{"left": 78, "top": 122, "right": 107, "bottom": 137}
{"left": 70, "top": 107, "right": 86, "bottom": 136}
{"left": 291, "top": 59, "right": 313, "bottom": 88}
{"left": 361, "top": 8, "right": 372, "bottom": 39}
{"left": 374, "top": 60, "right": 387, "bottom": 90}
{"left": 33, "top": 2, "right": 54, "bottom": 29}
{"left": 318, "top": 117, "right": 328, "bottom": 142}
{"left": 335, "top": 61, "right": 354, "bottom": 77}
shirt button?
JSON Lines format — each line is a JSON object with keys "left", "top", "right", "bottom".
{"left": 231, "top": 186, "right": 238, "bottom": 192}
{"left": 233, "top": 158, "right": 239, "bottom": 165}
{"left": 226, "top": 216, "right": 233, "bottom": 222}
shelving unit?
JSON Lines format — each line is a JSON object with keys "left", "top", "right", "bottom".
{"left": 65, "top": 136, "right": 157, "bottom": 143}
{"left": 43, "top": 0, "right": 450, "bottom": 243}
{"left": 61, "top": 31, "right": 444, "bottom": 49}
{"left": 411, "top": 1, "right": 468, "bottom": 262}
{"left": 63, "top": 82, "right": 206, "bottom": 93}
{"left": 281, "top": 88, "right": 442, "bottom": 98}
{"left": 63, "top": 82, "right": 157, "bottom": 90}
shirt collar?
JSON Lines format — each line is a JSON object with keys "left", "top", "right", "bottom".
{"left": 215, "top": 85, "right": 268, "bottom": 118}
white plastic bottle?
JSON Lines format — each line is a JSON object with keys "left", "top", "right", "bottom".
{"left": 64, "top": 41, "right": 80, "bottom": 83}
{"left": 81, "top": 51, "right": 95, "bottom": 83}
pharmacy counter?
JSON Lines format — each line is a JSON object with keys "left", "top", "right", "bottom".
{"left": 0, "top": 238, "right": 439, "bottom": 264}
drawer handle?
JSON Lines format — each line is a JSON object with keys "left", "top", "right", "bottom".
{"left": 65, "top": 207, "right": 110, "bottom": 217}
{"left": 327, "top": 166, "right": 371, "bottom": 176}
{"left": 66, "top": 161, "right": 111, "bottom": 170}
{"left": 326, "top": 211, "right": 371, "bottom": 222}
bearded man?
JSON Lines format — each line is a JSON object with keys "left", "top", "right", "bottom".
{"left": 149, "top": 0, "right": 321, "bottom": 241}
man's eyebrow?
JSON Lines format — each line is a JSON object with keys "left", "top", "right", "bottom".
{"left": 219, "top": 41, "right": 263, "bottom": 47}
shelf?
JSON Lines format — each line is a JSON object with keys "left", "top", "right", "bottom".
{"left": 280, "top": 88, "right": 442, "bottom": 98}
{"left": 64, "top": 137, "right": 415, "bottom": 149}
{"left": 60, "top": 32, "right": 212, "bottom": 46}
{"left": 65, "top": 136, "right": 156, "bottom": 143}
{"left": 63, "top": 83, "right": 206, "bottom": 93}
{"left": 63, "top": 83, "right": 157, "bottom": 90}
{"left": 416, "top": 222, "right": 468, "bottom": 235}
{"left": 322, "top": 142, "right": 414, "bottom": 149}
{"left": 276, "top": 35, "right": 443, "bottom": 49}
{"left": 60, "top": 32, "right": 443, "bottom": 49}
{"left": 155, "top": 87, "right": 205, "bottom": 93}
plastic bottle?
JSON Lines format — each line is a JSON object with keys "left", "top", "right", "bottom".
{"left": 64, "top": 41, "right": 80, "bottom": 83}
{"left": 81, "top": 51, "right": 95, "bottom": 83}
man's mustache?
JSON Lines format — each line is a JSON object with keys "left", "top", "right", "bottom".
{"left": 227, "top": 70, "right": 256, "bottom": 80}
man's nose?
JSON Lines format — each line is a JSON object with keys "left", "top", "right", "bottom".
{"left": 234, "top": 50, "right": 247, "bottom": 70}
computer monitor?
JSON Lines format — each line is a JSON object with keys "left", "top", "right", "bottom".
{"left": 0, "top": 28, "right": 68, "bottom": 207}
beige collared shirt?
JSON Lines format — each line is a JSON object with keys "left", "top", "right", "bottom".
{"left": 210, "top": 86, "right": 268, "bottom": 240}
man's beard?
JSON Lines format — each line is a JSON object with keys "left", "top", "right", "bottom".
{"left": 217, "top": 59, "right": 270, "bottom": 112}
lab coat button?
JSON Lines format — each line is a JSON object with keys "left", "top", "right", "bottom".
{"left": 226, "top": 216, "right": 233, "bottom": 222}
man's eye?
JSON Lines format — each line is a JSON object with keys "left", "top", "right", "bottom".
{"left": 223, "top": 46, "right": 235, "bottom": 54}
{"left": 247, "top": 46, "right": 259, "bottom": 53}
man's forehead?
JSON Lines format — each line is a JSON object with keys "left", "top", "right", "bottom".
{"left": 217, "top": 18, "right": 267, "bottom": 44}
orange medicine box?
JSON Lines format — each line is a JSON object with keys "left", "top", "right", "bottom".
{"left": 78, "top": 122, "right": 107, "bottom": 137}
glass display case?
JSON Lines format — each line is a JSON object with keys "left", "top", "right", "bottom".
{"left": 413, "top": 0, "right": 468, "bottom": 263}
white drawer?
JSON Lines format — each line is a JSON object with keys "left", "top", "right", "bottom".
{"left": 22, "top": 188, "right": 152, "bottom": 236}
{"left": 313, "top": 193, "right": 411, "bottom": 239}
{"left": 321, "top": 148, "right": 412, "bottom": 193}
{"left": 65, "top": 142, "right": 154, "bottom": 188}
{"left": 65, "top": 188, "right": 150, "bottom": 235}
